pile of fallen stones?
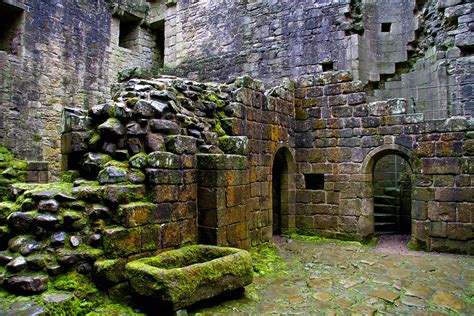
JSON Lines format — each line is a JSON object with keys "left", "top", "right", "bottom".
{"left": 0, "top": 76, "right": 256, "bottom": 295}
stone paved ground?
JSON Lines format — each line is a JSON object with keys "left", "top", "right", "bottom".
{"left": 190, "top": 236, "right": 474, "bottom": 315}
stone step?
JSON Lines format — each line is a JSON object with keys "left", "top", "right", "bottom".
{"left": 375, "top": 222, "right": 397, "bottom": 232}
{"left": 374, "top": 213, "right": 397, "bottom": 223}
{"left": 374, "top": 204, "right": 399, "bottom": 214}
{"left": 375, "top": 230, "right": 398, "bottom": 236}
{"left": 383, "top": 187, "right": 400, "bottom": 197}
{"left": 374, "top": 195, "right": 398, "bottom": 205}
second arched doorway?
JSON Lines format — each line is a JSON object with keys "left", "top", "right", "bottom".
{"left": 271, "top": 147, "right": 295, "bottom": 235}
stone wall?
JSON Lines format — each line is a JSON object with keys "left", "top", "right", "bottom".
{"left": 0, "top": 0, "right": 112, "bottom": 176}
{"left": 365, "top": 1, "right": 474, "bottom": 119}
{"left": 293, "top": 72, "right": 473, "bottom": 253}
{"left": 164, "top": 0, "right": 355, "bottom": 86}
{"left": 0, "top": 0, "right": 164, "bottom": 178}
{"left": 1, "top": 0, "right": 472, "bottom": 179}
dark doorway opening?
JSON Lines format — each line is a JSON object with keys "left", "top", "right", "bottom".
{"left": 272, "top": 150, "right": 289, "bottom": 235}
{"left": 373, "top": 154, "right": 412, "bottom": 235}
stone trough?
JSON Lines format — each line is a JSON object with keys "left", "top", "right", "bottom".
{"left": 125, "top": 245, "right": 253, "bottom": 311}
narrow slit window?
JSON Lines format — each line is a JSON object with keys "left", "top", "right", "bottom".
{"left": 151, "top": 20, "right": 165, "bottom": 68}
{"left": 381, "top": 23, "right": 391, "bottom": 33}
{"left": 304, "top": 174, "right": 325, "bottom": 190}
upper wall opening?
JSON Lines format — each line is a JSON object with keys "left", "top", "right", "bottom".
{"left": 0, "top": 2, "right": 24, "bottom": 55}
{"left": 118, "top": 13, "right": 141, "bottom": 51}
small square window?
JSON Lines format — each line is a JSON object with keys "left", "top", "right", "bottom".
{"left": 381, "top": 23, "right": 391, "bottom": 33}
{"left": 305, "top": 174, "right": 325, "bottom": 190}
{"left": 0, "top": 3, "right": 23, "bottom": 55}
{"left": 321, "top": 61, "right": 334, "bottom": 72}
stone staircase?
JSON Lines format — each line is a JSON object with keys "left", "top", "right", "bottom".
{"left": 374, "top": 188, "right": 400, "bottom": 235}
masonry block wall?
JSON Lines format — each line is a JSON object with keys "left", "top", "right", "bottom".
{"left": 0, "top": 0, "right": 164, "bottom": 178}
{"left": 165, "top": 0, "right": 355, "bottom": 87}
{"left": 294, "top": 72, "right": 473, "bottom": 253}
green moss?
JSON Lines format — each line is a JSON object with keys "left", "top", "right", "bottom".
{"left": 52, "top": 272, "right": 97, "bottom": 297}
{"left": 60, "top": 170, "right": 80, "bottom": 183}
{"left": 11, "top": 159, "right": 27, "bottom": 170}
{"left": 126, "top": 97, "right": 140, "bottom": 107}
{"left": 104, "top": 160, "right": 129, "bottom": 169}
{"left": 88, "top": 130, "right": 101, "bottom": 146}
{"left": 250, "top": 242, "right": 286, "bottom": 277}
{"left": 125, "top": 245, "right": 253, "bottom": 307}
{"left": 287, "top": 232, "right": 345, "bottom": 243}
{"left": 21, "top": 182, "right": 74, "bottom": 197}
{"left": 295, "top": 107, "right": 308, "bottom": 120}
{"left": 212, "top": 121, "right": 226, "bottom": 137}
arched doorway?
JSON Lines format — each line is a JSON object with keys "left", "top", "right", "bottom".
{"left": 373, "top": 154, "right": 412, "bottom": 235}
{"left": 272, "top": 147, "right": 295, "bottom": 235}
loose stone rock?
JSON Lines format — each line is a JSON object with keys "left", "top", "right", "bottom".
{"left": 6, "top": 256, "right": 27, "bottom": 272}
{"left": 4, "top": 274, "right": 48, "bottom": 294}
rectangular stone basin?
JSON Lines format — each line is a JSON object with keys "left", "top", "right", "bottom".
{"left": 125, "top": 245, "right": 253, "bottom": 311}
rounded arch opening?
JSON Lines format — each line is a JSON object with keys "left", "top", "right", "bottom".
{"left": 271, "top": 146, "right": 295, "bottom": 236}
{"left": 371, "top": 151, "right": 413, "bottom": 236}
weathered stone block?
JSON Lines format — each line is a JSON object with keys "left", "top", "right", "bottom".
{"left": 423, "top": 158, "right": 460, "bottom": 175}
{"left": 218, "top": 136, "right": 249, "bottom": 155}
{"left": 146, "top": 169, "right": 183, "bottom": 185}
{"left": 118, "top": 203, "right": 154, "bottom": 227}
{"left": 103, "top": 185, "right": 146, "bottom": 205}
{"left": 368, "top": 101, "right": 387, "bottom": 116}
{"left": 98, "top": 118, "right": 126, "bottom": 138}
{"left": 386, "top": 98, "right": 407, "bottom": 115}
{"left": 447, "top": 223, "right": 472, "bottom": 241}
{"left": 435, "top": 188, "right": 474, "bottom": 202}
{"left": 61, "top": 132, "right": 91, "bottom": 154}
{"left": 103, "top": 225, "right": 161, "bottom": 257}
{"left": 149, "top": 119, "right": 180, "bottom": 134}
{"left": 125, "top": 245, "right": 252, "bottom": 311}
{"left": 161, "top": 221, "right": 180, "bottom": 248}
{"left": 428, "top": 201, "right": 456, "bottom": 221}
{"left": 165, "top": 135, "right": 197, "bottom": 154}
{"left": 148, "top": 152, "right": 180, "bottom": 169}
{"left": 151, "top": 185, "right": 180, "bottom": 203}
{"left": 197, "top": 154, "right": 247, "bottom": 170}
{"left": 430, "top": 222, "right": 447, "bottom": 237}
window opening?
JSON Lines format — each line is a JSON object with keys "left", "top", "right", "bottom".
{"left": 381, "top": 23, "right": 391, "bottom": 33}
{"left": 0, "top": 2, "right": 23, "bottom": 55}
{"left": 321, "top": 61, "right": 334, "bottom": 72}
{"left": 304, "top": 174, "right": 324, "bottom": 190}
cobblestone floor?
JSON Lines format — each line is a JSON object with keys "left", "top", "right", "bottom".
{"left": 191, "top": 236, "right": 474, "bottom": 315}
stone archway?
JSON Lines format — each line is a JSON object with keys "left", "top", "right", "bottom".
{"left": 361, "top": 145, "right": 416, "bottom": 238}
{"left": 271, "top": 147, "right": 296, "bottom": 235}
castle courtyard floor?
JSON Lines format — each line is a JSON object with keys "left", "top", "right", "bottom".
{"left": 191, "top": 236, "right": 474, "bottom": 315}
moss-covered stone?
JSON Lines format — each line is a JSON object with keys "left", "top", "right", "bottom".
{"left": 218, "top": 136, "right": 249, "bottom": 155}
{"left": 125, "top": 245, "right": 253, "bottom": 310}
{"left": 147, "top": 152, "right": 180, "bottom": 169}
{"left": 129, "top": 153, "right": 148, "bottom": 169}
{"left": 102, "top": 184, "right": 146, "bottom": 205}
{"left": 94, "top": 258, "right": 128, "bottom": 284}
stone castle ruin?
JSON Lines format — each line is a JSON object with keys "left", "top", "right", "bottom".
{"left": 0, "top": 0, "right": 473, "bottom": 310}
